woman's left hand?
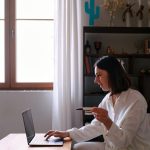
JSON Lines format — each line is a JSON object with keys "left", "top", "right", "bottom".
{"left": 91, "top": 107, "right": 113, "bottom": 130}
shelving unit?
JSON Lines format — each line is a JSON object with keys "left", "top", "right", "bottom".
{"left": 83, "top": 27, "right": 150, "bottom": 125}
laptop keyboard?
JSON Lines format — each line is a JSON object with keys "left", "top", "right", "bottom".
{"left": 30, "top": 135, "right": 49, "bottom": 144}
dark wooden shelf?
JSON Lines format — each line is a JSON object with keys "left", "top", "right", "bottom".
{"left": 110, "top": 53, "right": 150, "bottom": 58}
{"left": 85, "top": 53, "right": 150, "bottom": 58}
{"left": 84, "top": 92, "right": 107, "bottom": 96}
{"left": 83, "top": 26, "right": 150, "bottom": 34}
{"left": 83, "top": 26, "right": 150, "bottom": 124}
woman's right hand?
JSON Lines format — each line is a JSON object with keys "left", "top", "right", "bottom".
{"left": 44, "top": 130, "right": 70, "bottom": 140}
{"left": 91, "top": 107, "right": 112, "bottom": 130}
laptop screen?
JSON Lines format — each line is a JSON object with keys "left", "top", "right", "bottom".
{"left": 22, "top": 109, "right": 35, "bottom": 144}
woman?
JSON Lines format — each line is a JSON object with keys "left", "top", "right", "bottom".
{"left": 45, "top": 56, "right": 150, "bottom": 150}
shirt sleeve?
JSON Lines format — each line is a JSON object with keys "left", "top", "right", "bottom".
{"left": 105, "top": 96, "right": 147, "bottom": 149}
{"left": 67, "top": 119, "right": 105, "bottom": 142}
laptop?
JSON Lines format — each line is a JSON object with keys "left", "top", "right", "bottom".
{"left": 22, "top": 109, "right": 64, "bottom": 147}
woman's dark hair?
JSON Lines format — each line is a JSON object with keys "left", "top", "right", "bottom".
{"left": 94, "top": 56, "right": 131, "bottom": 95}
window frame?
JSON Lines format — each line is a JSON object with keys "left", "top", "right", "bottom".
{"left": 0, "top": 0, "right": 53, "bottom": 90}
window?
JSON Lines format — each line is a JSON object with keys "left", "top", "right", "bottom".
{"left": 0, "top": 0, "right": 54, "bottom": 90}
{"left": 0, "top": 0, "right": 4, "bottom": 84}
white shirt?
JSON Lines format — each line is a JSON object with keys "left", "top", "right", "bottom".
{"left": 68, "top": 88, "right": 150, "bottom": 150}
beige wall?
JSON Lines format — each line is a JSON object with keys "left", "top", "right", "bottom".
{"left": 82, "top": 0, "right": 149, "bottom": 27}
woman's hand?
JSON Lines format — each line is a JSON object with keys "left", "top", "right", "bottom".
{"left": 44, "top": 130, "right": 70, "bottom": 140}
{"left": 91, "top": 107, "right": 113, "bottom": 130}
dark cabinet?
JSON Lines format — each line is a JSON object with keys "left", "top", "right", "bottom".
{"left": 83, "top": 27, "right": 150, "bottom": 124}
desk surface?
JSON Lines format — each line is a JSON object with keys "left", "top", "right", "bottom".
{"left": 0, "top": 134, "right": 72, "bottom": 150}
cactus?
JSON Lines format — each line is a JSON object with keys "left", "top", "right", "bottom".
{"left": 85, "top": 0, "right": 100, "bottom": 26}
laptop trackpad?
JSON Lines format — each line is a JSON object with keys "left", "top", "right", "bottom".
{"left": 30, "top": 134, "right": 63, "bottom": 146}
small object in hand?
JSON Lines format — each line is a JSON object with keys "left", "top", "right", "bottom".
{"left": 76, "top": 107, "right": 93, "bottom": 112}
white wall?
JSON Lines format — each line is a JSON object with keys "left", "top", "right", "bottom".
{"left": 0, "top": 91, "right": 53, "bottom": 139}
